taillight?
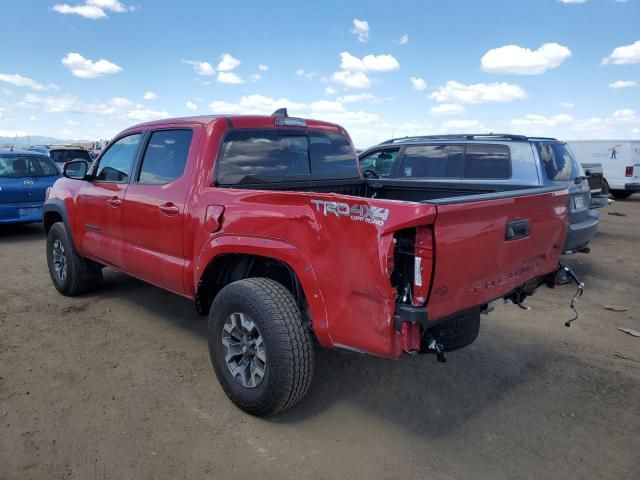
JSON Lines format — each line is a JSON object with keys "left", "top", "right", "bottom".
{"left": 412, "top": 226, "right": 433, "bottom": 306}
{"left": 625, "top": 166, "right": 633, "bottom": 177}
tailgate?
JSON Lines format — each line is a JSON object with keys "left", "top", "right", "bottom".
{"left": 426, "top": 186, "right": 568, "bottom": 321}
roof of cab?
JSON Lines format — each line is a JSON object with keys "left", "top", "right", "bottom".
{"left": 124, "top": 114, "right": 344, "bottom": 132}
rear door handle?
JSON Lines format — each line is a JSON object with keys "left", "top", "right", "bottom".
{"left": 505, "top": 219, "right": 530, "bottom": 241}
{"left": 107, "top": 196, "right": 122, "bottom": 207}
{"left": 159, "top": 202, "right": 179, "bottom": 216}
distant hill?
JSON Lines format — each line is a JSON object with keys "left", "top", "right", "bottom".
{"left": 0, "top": 135, "right": 94, "bottom": 148}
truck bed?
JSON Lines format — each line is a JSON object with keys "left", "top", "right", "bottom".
{"left": 224, "top": 178, "right": 561, "bottom": 204}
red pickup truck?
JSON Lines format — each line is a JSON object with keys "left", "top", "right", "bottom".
{"left": 43, "top": 112, "right": 569, "bottom": 416}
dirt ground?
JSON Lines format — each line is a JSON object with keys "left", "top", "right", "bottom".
{"left": 1, "top": 199, "right": 639, "bottom": 480}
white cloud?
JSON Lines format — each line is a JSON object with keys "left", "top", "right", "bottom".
{"left": 17, "top": 93, "right": 168, "bottom": 122}
{"left": 558, "top": 0, "right": 588, "bottom": 3}
{"left": 350, "top": 19, "right": 369, "bottom": 43}
{"left": 611, "top": 108, "right": 637, "bottom": 122}
{"left": 410, "top": 76, "right": 427, "bottom": 90}
{"left": 125, "top": 108, "right": 168, "bottom": 122}
{"left": 331, "top": 70, "right": 371, "bottom": 89}
{"left": 442, "top": 119, "right": 488, "bottom": 132}
{"left": 430, "top": 81, "right": 527, "bottom": 104}
{"left": 217, "top": 71, "right": 243, "bottom": 84}
{"left": 62, "top": 52, "right": 122, "bottom": 78}
{"left": 183, "top": 60, "right": 215, "bottom": 76}
{"left": 249, "top": 74, "right": 261, "bottom": 82}
{"left": 209, "top": 94, "right": 306, "bottom": 115}
{"left": 310, "top": 100, "right": 345, "bottom": 113}
{"left": 559, "top": 101, "right": 575, "bottom": 108}
{"left": 395, "top": 34, "right": 409, "bottom": 45}
{"left": 217, "top": 53, "right": 240, "bottom": 72}
{"left": 325, "top": 86, "right": 336, "bottom": 95}
{"left": 52, "top": 0, "right": 132, "bottom": 19}
{"left": 29, "top": 115, "right": 38, "bottom": 121}
{"left": 258, "top": 64, "right": 269, "bottom": 71}
{"left": 67, "top": 119, "right": 79, "bottom": 126}
{"left": 602, "top": 40, "right": 640, "bottom": 65}
{"left": 609, "top": 80, "right": 639, "bottom": 89}
{"left": 143, "top": 91, "right": 157, "bottom": 100}
{"left": 481, "top": 43, "right": 571, "bottom": 75}
{"left": 430, "top": 103, "right": 465, "bottom": 115}
{"left": 185, "top": 101, "right": 197, "bottom": 111}
{"left": 0, "top": 73, "right": 57, "bottom": 91}
{"left": 337, "top": 93, "right": 375, "bottom": 103}
{"left": 511, "top": 113, "right": 573, "bottom": 128}
{"left": 339, "top": 52, "right": 400, "bottom": 72}
{"left": 0, "top": 129, "right": 28, "bottom": 137}
{"left": 2, "top": 87, "right": 11, "bottom": 95}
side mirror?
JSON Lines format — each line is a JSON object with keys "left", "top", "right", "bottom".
{"left": 63, "top": 160, "right": 90, "bottom": 180}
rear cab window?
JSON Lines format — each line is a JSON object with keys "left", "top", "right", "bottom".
{"left": 216, "top": 129, "right": 358, "bottom": 185}
{"left": 536, "top": 141, "right": 583, "bottom": 183}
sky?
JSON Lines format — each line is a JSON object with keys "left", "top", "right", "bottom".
{"left": 0, "top": 0, "right": 639, "bottom": 148}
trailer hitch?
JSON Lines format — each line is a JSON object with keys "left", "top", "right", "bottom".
{"left": 559, "top": 263, "right": 584, "bottom": 327}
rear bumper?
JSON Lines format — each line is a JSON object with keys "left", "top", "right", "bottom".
{"left": 563, "top": 210, "right": 599, "bottom": 253}
{"left": 0, "top": 203, "right": 44, "bottom": 224}
{"left": 624, "top": 183, "right": 640, "bottom": 192}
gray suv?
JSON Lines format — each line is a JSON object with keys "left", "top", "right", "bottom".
{"left": 359, "top": 134, "right": 598, "bottom": 254}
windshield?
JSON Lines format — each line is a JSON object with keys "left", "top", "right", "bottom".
{"left": 536, "top": 142, "right": 583, "bottom": 182}
{"left": 0, "top": 155, "right": 59, "bottom": 178}
{"left": 50, "top": 149, "right": 92, "bottom": 163}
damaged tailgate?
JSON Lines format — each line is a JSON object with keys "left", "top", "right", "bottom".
{"left": 426, "top": 186, "right": 568, "bottom": 321}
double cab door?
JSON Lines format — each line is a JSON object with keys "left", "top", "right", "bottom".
{"left": 76, "top": 125, "right": 200, "bottom": 295}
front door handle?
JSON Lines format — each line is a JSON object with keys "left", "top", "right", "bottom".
{"left": 107, "top": 196, "right": 122, "bottom": 207}
{"left": 159, "top": 202, "right": 179, "bottom": 216}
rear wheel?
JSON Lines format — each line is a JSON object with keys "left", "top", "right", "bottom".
{"left": 46, "top": 222, "right": 102, "bottom": 296}
{"left": 429, "top": 309, "right": 481, "bottom": 352}
{"left": 208, "top": 277, "right": 314, "bottom": 416}
{"left": 611, "top": 190, "right": 632, "bottom": 200}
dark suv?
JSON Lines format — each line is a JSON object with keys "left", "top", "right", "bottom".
{"left": 27, "top": 145, "right": 93, "bottom": 173}
{"left": 359, "top": 134, "right": 598, "bottom": 254}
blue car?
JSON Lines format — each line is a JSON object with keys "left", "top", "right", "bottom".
{"left": 0, "top": 149, "right": 61, "bottom": 224}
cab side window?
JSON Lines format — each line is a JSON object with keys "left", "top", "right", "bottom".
{"left": 138, "top": 129, "right": 193, "bottom": 185}
{"left": 95, "top": 133, "right": 142, "bottom": 183}
{"left": 359, "top": 148, "right": 399, "bottom": 177}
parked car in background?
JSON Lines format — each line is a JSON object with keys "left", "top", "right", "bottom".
{"left": 581, "top": 162, "right": 608, "bottom": 209}
{"left": 0, "top": 149, "right": 60, "bottom": 224}
{"left": 568, "top": 140, "right": 640, "bottom": 199}
{"left": 27, "top": 145, "right": 93, "bottom": 173}
{"left": 359, "top": 134, "right": 598, "bottom": 254}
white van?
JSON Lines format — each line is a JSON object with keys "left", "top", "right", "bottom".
{"left": 568, "top": 140, "right": 640, "bottom": 199}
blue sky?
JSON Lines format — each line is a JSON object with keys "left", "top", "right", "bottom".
{"left": 1, "top": 0, "right": 639, "bottom": 147}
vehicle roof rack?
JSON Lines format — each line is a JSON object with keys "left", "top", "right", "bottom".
{"left": 378, "top": 133, "right": 530, "bottom": 145}
{"left": 272, "top": 108, "right": 288, "bottom": 117}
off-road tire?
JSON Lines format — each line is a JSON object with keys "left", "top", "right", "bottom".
{"left": 434, "top": 309, "right": 481, "bottom": 352}
{"left": 46, "top": 222, "right": 102, "bottom": 296}
{"left": 208, "top": 277, "right": 314, "bottom": 416}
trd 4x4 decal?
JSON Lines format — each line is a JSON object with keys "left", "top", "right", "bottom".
{"left": 311, "top": 199, "right": 389, "bottom": 226}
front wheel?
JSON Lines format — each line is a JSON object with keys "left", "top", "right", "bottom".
{"left": 208, "top": 277, "right": 314, "bottom": 416}
{"left": 46, "top": 222, "right": 102, "bottom": 296}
